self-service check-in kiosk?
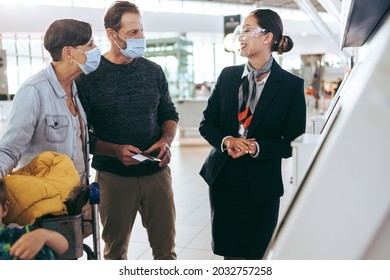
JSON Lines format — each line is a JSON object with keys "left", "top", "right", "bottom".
{"left": 265, "top": 0, "right": 390, "bottom": 259}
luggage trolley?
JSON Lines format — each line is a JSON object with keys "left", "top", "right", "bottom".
{"left": 37, "top": 182, "right": 101, "bottom": 260}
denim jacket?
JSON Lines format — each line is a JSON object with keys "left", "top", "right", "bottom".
{"left": 0, "top": 64, "right": 90, "bottom": 183}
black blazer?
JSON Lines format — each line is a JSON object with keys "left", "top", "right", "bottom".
{"left": 199, "top": 61, "right": 306, "bottom": 201}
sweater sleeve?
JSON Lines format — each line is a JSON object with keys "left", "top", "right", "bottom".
{"left": 156, "top": 67, "right": 179, "bottom": 126}
{"left": 76, "top": 77, "right": 98, "bottom": 154}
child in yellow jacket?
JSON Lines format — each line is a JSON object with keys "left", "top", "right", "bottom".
{"left": 0, "top": 178, "right": 68, "bottom": 260}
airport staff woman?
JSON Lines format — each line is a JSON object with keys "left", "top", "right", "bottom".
{"left": 199, "top": 9, "right": 306, "bottom": 259}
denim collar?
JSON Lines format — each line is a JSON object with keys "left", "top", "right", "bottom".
{"left": 44, "top": 63, "right": 78, "bottom": 99}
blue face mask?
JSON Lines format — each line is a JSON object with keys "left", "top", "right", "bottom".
{"left": 72, "top": 46, "right": 101, "bottom": 74}
{"left": 114, "top": 31, "right": 146, "bottom": 59}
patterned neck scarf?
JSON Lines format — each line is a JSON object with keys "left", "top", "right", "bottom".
{"left": 238, "top": 56, "right": 273, "bottom": 137}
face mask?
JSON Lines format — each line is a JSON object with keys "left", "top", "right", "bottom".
{"left": 72, "top": 46, "right": 101, "bottom": 74}
{"left": 114, "top": 31, "right": 146, "bottom": 59}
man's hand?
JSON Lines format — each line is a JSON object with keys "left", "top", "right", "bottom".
{"left": 114, "top": 144, "right": 142, "bottom": 166}
{"left": 143, "top": 139, "right": 171, "bottom": 167}
{"left": 95, "top": 140, "right": 143, "bottom": 166}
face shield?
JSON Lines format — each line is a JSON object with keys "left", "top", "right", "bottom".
{"left": 231, "top": 25, "right": 268, "bottom": 53}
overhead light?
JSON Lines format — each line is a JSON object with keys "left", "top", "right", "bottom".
{"left": 224, "top": 15, "right": 241, "bottom": 52}
{"left": 223, "top": 33, "right": 236, "bottom": 52}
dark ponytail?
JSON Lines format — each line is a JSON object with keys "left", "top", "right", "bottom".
{"left": 250, "top": 9, "right": 293, "bottom": 54}
{"left": 276, "top": 35, "right": 293, "bottom": 54}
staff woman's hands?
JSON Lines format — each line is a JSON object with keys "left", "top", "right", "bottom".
{"left": 224, "top": 137, "right": 257, "bottom": 159}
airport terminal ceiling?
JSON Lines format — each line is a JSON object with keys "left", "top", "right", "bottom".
{"left": 181, "top": 0, "right": 326, "bottom": 12}
{"left": 0, "top": 0, "right": 345, "bottom": 96}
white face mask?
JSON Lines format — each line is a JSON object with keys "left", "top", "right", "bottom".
{"left": 114, "top": 31, "right": 146, "bottom": 59}
{"left": 72, "top": 46, "right": 101, "bottom": 74}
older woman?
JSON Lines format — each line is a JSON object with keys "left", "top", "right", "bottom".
{"left": 0, "top": 19, "right": 100, "bottom": 185}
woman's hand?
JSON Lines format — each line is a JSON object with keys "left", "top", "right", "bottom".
{"left": 224, "top": 137, "right": 257, "bottom": 159}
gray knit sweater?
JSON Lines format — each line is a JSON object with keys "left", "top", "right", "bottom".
{"left": 76, "top": 56, "right": 179, "bottom": 177}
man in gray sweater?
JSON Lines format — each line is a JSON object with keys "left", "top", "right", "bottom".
{"left": 76, "top": 1, "right": 179, "bottom": 260}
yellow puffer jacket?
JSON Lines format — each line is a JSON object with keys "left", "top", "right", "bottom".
{"left": 3, "top": 151, "right": 80, "bottom": 225}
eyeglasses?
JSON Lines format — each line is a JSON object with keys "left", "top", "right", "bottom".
{"left": 233, "top": 25, "right": 268, "bottom": 39}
